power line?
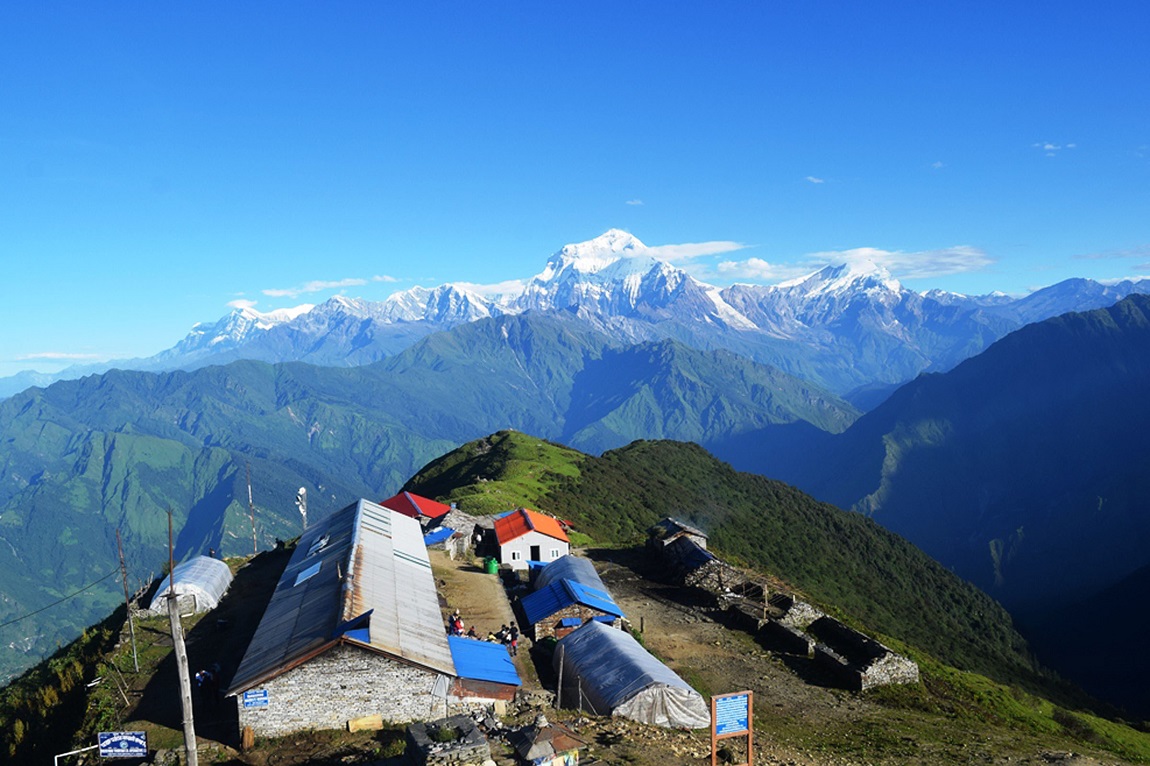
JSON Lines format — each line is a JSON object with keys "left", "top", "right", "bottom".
{"left": 0, "top": 568, "right": 120, "bottom": 631}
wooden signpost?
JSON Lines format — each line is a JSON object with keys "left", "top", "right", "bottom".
{"left": 711, "top": 690, "right": 753, "bottom": 766}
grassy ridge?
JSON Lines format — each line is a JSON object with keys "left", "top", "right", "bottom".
{"left": 409, "top": 433, "right": 1042, "bottom": 692}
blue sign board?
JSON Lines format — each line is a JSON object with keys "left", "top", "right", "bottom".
{"left": 714, "top": 693, "right": 749, "bottom": 736}
{"left": 242, "top": 689, "right": 270, "bottom": 709}
{"left": 99, "top": 731, "right": 147, "bottom": 758}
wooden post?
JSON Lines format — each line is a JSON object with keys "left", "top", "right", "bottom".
{"left": 168, "top": 510, "right": 198, "bottom": 766}
{"left": 555, "top": 645, "right": 564, "bottom": 709}
{"left": 115, "top": 529, "right": 139, "bottom": 672}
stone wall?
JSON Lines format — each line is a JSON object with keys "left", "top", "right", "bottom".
{"left": 406, "top": 715, "right": 491, "bottom": 766}
{"left": 646, "top": 532, "right": 917, "bottom": 693}
{"left": 529, "top": 602, "right": 617, "bottom": 641}
{"left": 808, "top": 617, "right": 919, "bottom": 691}
{"left": 236, "top": 644, "right": 449, "bottom": 738}
{"left": 771, "top": 595, "right": 825, "bottom": 631}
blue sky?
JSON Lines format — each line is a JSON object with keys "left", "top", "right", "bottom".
{"left": 2, "top": 3, "right": 1148, "bottom": 377}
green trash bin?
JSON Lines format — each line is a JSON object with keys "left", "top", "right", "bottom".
{"left": 484, "top": 557, "right": 499, "bottom": 574}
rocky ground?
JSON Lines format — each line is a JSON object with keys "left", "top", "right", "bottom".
{"left": 429, "top": 546, "right": 1135, "bottom": 766}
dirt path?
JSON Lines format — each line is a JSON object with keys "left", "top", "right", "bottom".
{"left": 428, "top": 550, "right": 537, "bottom": 686}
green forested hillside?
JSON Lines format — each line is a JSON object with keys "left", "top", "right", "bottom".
{"left": 408, "top": 431, "right": 1045, "bottom": 691}
{"left": 0, "top": 314, "right": 853, "bottom": 683}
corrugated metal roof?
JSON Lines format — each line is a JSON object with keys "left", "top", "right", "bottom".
{"left": 650, "top": 517, "right": 709, "bottom": 541}
{"left": 227, "top": 499, "right": 455, "bottom": 695}
{"left": 520, "top": 578, "right": 624, "bottom": 627}
{"left": 494, "top": 508, "right": 570, "bottom": 545}
{"left": 447, "top": 637, "right": 521, "bottom": 687}
{"left": 380, "top": 491, "right": 451, "bottom": 520}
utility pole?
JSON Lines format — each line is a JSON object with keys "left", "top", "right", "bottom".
{"left": 167, "top": 510, "right": 198, "bottom": 766}
{"left": 246, "top": 462, "right": 257, "bottom": 555}
{"left": 115, "top": 529, "right": 139, "bottom": 672}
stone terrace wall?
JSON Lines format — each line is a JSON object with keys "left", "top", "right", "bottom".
{"left": 808, "top": 617, "right": 919, "bottom": 691}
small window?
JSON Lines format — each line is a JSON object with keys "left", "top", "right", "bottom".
{"left": 550, "top": 549, "right": 560, "bottom": 559}
{"left": 294, "top": 561, "right": 321, "bottom": 586}
{"left": 510, "top": 550, "right": 522, "bottom": 561}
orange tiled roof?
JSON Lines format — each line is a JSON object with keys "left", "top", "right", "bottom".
{"left": 379, "top": 491, "right": 451, "bottom": 520}
{"left": 494, "top": 508, "right": 570, "bottom": 545}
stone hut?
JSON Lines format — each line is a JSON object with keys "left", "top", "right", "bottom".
{"left": 520, "top": 577, "right": 624, "bottom": 641}
{"left": 808, "top": 616, "right": 920, "bottom": 691}
{"left": 226, "top": 499, "right": 519, "bottom": 737}
{"left": 647, "top": 517, "right": 709, "bottom": 550}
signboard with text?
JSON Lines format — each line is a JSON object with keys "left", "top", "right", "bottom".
{"left": 711, "top": 691, "right": 753, "bottom": 766}
{"left": 99, "top": 731, "right": 147, "bottom": 758}
{"left": 242, "top": 689, "right": 270, "bottom": 709}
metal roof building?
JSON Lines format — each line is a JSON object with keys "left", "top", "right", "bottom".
{"left": 520, "top": 577, "right": 624, "bottom": 641}
{"left": 227, "top": 499, "right": 495, "bottom": 737}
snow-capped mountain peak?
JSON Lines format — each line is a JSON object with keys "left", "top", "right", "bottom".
{"left": 535, "top": 229, "right": 651, "bottom": 282}
{"left": 778, "top": 259, "right": 902, "bottom": 297}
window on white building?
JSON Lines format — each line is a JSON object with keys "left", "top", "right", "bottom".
{"left": 550, "top": 549, "right": 561, "bottom": 559}
{"left": 511, "top": 550, "right": 522, "bottom": 561}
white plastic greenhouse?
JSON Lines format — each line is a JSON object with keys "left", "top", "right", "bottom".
{"left": 147, "top": 555, "right": 233, "bottom": 615}
{"left": 553, "top": 620, "right": 710, "bottom": 729}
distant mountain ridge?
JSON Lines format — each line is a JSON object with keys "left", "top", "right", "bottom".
{"left": 0, "top": 313, "right": 855, "bottom": 683}
{"left": 6, "top": 230, "right": 1149, "bottom": 399}
{"left": 715, "top": 294, "right": 1150, "bottom": 715}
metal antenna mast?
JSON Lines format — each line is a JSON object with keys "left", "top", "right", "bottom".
{"left": 295, "top": 487, "right": 308, "bottom": 531}
{"left": 246, "top": 462, "right": 257, "bottom": 555}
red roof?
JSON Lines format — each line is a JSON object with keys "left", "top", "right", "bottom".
{"left": 379, "top": 491, "right": 451, "bottom": 520}
{"left": 494, "top": 508, "right": 570, "bottom": 545}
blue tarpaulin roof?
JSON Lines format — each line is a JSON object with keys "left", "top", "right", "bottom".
{"left": 534, "top": 555, "right": 607, "bottom": 593}
{"left": 423, "top": 527, "right": 455, "bottom": 546}
{"left": 559, "top": 617, "right": 582, "bottom": 627}
{"left": 448, "top": 636, "right": 521, "bottom": 687}
{"left": 521, "top": 578, "right": 625, "bottom": 627}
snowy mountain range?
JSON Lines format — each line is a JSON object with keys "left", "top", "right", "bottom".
{"left": 6, "top": 229, "right": 1149, "bottom": 401}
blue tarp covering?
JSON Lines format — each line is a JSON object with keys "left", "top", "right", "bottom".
{"left": 448, "top": 636, "right": 521, "bottom": 687}
{"left": 521, "top": 578, "right": 625, "bottom": 627}
{"left": 423, "top": 526, "right": 455, "bottom": 546}
{"left": 534, "top": 555, "right": 607, "bottom": 593}
{"left": 559, "top": 617, "right": 582, "bottom": 627}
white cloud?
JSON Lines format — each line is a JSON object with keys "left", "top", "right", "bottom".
{"left": 625, "top": 199, "right": 644, "bottom": 206}
{"left": 451, "top": 279, "right": 527, "bottom": 298}
{"left": 1033, "top": 141, "right": 1075, "bottom": 157}
{"left": 372, "top": 274, "right": 399, "bottom": 283}
{"left": 262, "top": 277, "right": 368, "bottom": 298}
{"left": 717, "top": 258, "right": 810, "bottom": 281}
{"left": 18, "top": 351, "right": 104, "bottom": 361}
{"left": 1074, "top": 244, "right": 1150, "bottom": 262}
{"left": 805, "top": 176, "right": 825, "bottom": 184}
{"left": 228, "top": 299, "right": 258, "bottom": 310}
{"left": 931, "top": 161, "right": 945, "bottom": 169}
{"left": 644, "top": 240, "right": 748, "bottom": 263}
{"left": 803, "top": 245, "right": 994, "bottom": 279}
